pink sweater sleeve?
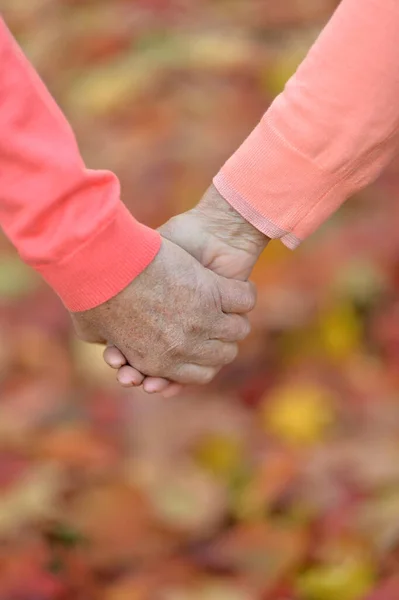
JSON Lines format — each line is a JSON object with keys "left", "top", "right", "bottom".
{"left": 214, "top": 0, "right": 399, "bottom": 248}
{"left": 0, "top": 19, "right": 161, "bottom": 312}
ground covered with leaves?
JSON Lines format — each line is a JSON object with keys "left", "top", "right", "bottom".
{"left": 1, "top": 1, "right": 399, "bottom": 598}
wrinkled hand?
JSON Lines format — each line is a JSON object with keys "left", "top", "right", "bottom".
{"left": 104, "top": 185, "right": 269, "bottom": 394}
{"left": 161, "top": 184, "right": 269, "bottom": 282}
{"left": 71, "top": 236, "right": 255, "bottom": 385}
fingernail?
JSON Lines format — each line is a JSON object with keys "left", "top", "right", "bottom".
{"left": 118, "top": 375, "right": 134, "bottom": 387}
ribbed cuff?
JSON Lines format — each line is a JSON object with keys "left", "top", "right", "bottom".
{"left": 214, "top": 115, "right": 346, "bottom": 248}
{"left": 31, "top": 202, "right": 161, "bottom": 312}
{"left": 214, "top": 172, "right": 300, "bottom": 249}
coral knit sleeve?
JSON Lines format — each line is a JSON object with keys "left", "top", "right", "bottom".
{"left": 0, "top": 19, "right": 161, "bottom": 311}
{"left": 214, "top": 0, "right": 399, "bottom": 248}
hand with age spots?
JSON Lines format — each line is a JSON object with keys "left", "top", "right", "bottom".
{"left": 103, "top": 185, "right": 269, "bottom": 396}
{"left": 71, "top": 234, "right": 256, "bottom": 387}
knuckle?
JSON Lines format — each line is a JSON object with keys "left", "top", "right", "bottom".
{"left": 173, "top": 365, "right": 197, "bottom": 385}
{"left": 200, "top": 369, "right": 215, "bottom": 384}
{"left": 213, "top": 343, "right": 238, "bottom": 366}
{"left": 217, "top": 317, "right": 236, "bottom": 342}
{"left": 240, "top": 318, "right": 252, "bottom": 339}
{"left": 228, "top": 317, "right": 251, "bottom": 341}
{"left": 210, "top": 283, "right": 223, "bottom": 312}
{"left": 243, "top": 290, "right": 256, "bottom": 312}
{"left": 225, "top": 344, "right": 239, "bottom": 364}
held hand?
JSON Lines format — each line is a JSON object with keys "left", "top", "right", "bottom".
{"left": 161, "top": 184, "right": 269, "bottom": 282}
{"left": 104, "top": 185, "right": 268, "bottom": 394}
{"left": 71, "top": 236, "right": 255, "bottom": 385}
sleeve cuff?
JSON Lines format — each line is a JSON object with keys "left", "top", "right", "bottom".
{"left": 213, "top": 114, "right": 351, "bottom": 249}
{"left": 31, "top": 202, "right": 161, "bottom": 312}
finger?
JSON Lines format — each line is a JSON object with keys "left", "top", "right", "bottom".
{"left": 217, "top": 278, "right": 257, "bottom": 314}
{"left": 103, "top": 345, "right": 127, "bottom": 369}
{"left": 172, "top": 364, "right": 220, "bottom": 385}
{"left": 142, "top": 377, "right": 173, "bottom": 394}
{"left": 116, "top": 365, "right": 145, "bottom": 387}
{"left": 193, "top": 341, "right": 238, "bottom": 367}
{"left": 214, "top": 314, "right": 251, "bottom": 342}
{"left": 162, "top": 383, "right": 184, "bottom": 398}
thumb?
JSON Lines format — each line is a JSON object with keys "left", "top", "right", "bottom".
{"left": 158, "top": 215, "right": 205, "bottom": 264}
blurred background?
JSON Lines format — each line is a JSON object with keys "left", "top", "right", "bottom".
{"left": 0, "top": 0, "right": 399, "bottom": 598}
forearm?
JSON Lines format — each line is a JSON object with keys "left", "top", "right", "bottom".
{"left": 214, "top": 0, "right": 399, "bottom": 247}
{"left": 0, "top": 19, "right": 160, "bottom": 311}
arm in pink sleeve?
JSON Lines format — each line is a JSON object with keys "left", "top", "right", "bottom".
{"left": 214, "top": 0, "right": 399, "bottom": 248}
{"left": 0, "top": 19, "right": 160, "bottom": 311}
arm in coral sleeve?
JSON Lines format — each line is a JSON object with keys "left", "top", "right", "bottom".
{"left": 0, "top": 19, "right": 160, "bottom": 311}
{"left": 214, "top": 0, "right": 399, "bottom": 248}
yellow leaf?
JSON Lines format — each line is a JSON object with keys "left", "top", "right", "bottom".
{"left": 261, "top": 384, "right": 335, "bottom": 446}
{"left": 319, "top": 302, "right": 362, "bottom": 360}
{"left": 297, "top": 560, "right": 375, "bottom": 600}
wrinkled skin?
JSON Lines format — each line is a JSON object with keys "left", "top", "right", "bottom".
{"left": 103, "top": 185, "right": 269, "bottom": 395}
{"left": 71, "top": 235, "right": 257, "bottom": 386}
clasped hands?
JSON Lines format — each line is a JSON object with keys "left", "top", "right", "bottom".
{"left": 71, "top": 186, "right": 268, "bottom": 396}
